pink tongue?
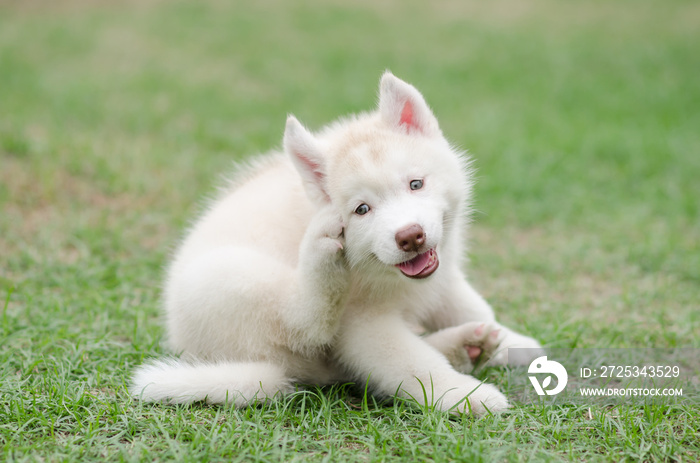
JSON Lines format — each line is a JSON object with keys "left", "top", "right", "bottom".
{"left": 397, "top": 251, "right": 431, "bottom": 276}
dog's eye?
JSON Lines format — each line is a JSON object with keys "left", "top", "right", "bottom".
{"left": 355, "top": 204, "right": 370, "bottom": 215}
{"left": 410, "top": 179, "right": 423, "bottom": 190}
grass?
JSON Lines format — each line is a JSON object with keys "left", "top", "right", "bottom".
{"left": 1, "top": 0, "right": 698, "bottom": 461}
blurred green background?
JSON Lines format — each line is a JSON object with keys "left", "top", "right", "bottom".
{"left": 1, "top": 1, "right": 698, "bottom": 460}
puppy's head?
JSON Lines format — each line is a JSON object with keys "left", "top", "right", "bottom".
{"left": 285, "top": 72, "right": 472, "bottom": 281}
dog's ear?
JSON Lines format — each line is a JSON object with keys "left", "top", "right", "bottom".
{"left": 284, "top": 115, "right": 330, "bottom": 203}
{"left": 378, "top": 72, "right": 441, "bottom": 137}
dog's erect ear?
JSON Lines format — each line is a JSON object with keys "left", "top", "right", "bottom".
{"left": 379, "top": 72, "right": 441, "bottom": 137}
{"left": 284, "top": 115, "right": 330, "bottom": 203}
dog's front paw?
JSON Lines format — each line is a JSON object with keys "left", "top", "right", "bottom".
{"left": 301, "top": 204, "right": 346, "bottom": 266}
{"left": 318, "top": 216, "right": 345, "bottom": 257}
{"left": 441, "top": 379, "right": 509, "bottom": 416}
{"left": 467, "top": 382, "right": 510, "bottom": 415}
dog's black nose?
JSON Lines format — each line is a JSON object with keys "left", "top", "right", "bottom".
{"left": 395, "top": 224, "right": 425, "bottom": 252}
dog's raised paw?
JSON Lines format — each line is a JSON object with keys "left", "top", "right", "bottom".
{"left": 300, "top": 204, "right": 347, "bottom": 269}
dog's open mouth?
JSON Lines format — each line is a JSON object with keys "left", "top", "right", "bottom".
{"left": 395, "top": 248, "right": 439, "bottom": 279}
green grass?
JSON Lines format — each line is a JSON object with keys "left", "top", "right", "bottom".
{"left": 1, "top": 0, "right": 698, "bottom": 461}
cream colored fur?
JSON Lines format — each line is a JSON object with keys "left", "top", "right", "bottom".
{"left": 130, "top": 72, "right": 543, "bottom": 415}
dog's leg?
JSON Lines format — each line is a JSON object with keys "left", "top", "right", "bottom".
{"left": 165, "top": 206, "right": 347, "bottom": 358}
{"left": 431, "top": 267, "right": 545, "bottom": 367}
{"left": 422, "top": 322, "right": 504, "bottom": 374}
{"left": 283, "top": 203, "right": 349, "bottom": 348}
{"left": 336, "top": 310, "right": 509, "bottom": 415}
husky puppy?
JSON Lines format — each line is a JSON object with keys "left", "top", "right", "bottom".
{"left": 131, "top": 72, "right": 543, "bottom": 415}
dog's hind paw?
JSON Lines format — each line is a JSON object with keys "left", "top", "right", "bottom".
{"left": 487, "top": 330, "right": 545, "bottom": 366}
{"left": 461, "top": 321, "right": 505, "bottom": 363}
{"left": 423, "top": 321, "right": 505, "bottom": 374}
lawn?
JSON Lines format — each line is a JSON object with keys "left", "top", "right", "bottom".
{"left": 1, "top": 0, "right": 698, "bottom": 461}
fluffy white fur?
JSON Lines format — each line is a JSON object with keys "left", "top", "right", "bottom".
{"left": 130, "top": 72, "right": 544, "bottom": 415}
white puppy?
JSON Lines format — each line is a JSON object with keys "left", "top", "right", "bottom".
{"left": 131, "top": 72, "right": 543, "bottom": 415}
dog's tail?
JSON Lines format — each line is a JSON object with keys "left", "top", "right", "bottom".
{"left": 130, "top": 358, "right": 294, "bottom": 406}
